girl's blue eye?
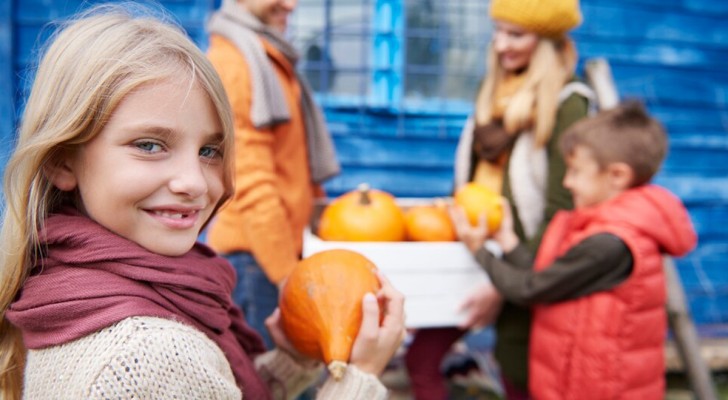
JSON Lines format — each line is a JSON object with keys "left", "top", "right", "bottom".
{"left": 135, "top": 140, "right": 163, "bottom": 153}
{"left": 200, "top": 145, "right": 221, "bottom": 159}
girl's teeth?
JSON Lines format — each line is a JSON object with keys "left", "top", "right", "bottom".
{"left": 156, "top": 211, "right": 185, "bottom": 219}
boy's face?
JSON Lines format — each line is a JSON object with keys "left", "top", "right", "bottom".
{"left": 241, "top": 0, "right": 298, "bottom": 33}
{"left": 563, "top": 145, "right": 622, "bottom": 209}
{"left": 50, "top": 76, "right": 226, "bottom": 256}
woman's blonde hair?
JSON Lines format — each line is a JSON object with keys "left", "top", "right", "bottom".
{"left": 474, "top": 36, "right": 578, "bottom": 147}
{"left": 0, "top": 4, "right": 234, "bottom": 398}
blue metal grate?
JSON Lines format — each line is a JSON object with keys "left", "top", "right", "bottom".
{"left": 289, "top": 0, "right": 491, "bottom": 112}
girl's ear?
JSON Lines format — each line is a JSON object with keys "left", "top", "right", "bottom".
{"left": 606, "top": 162, "right": 634, "bottom": 191}
{"left": 44, "top": 156, "right": 78, "bottom": 192}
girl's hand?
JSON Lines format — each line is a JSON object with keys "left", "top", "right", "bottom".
{"left": 448, "top": 205, "right": 488, "bottom": 254}
{"left": 457, "top": 281, "right": 503, "bottom": 330}
{"left": 350, "top": 272, "right": 406, "bottom": 376}
{"left": 265, "top": 308, "right": 320, "bottom": 368}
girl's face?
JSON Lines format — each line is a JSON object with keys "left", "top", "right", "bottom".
{"left": 492, "top": 20, "right": 540, "bottom": 73}
{"left": 241, "top": 0, "right": 298, "bottom": 33}
{"left": 53, "top": 76, "right": 225, "bottom": 256}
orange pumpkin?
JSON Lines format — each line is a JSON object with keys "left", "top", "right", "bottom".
{"left": 279, "top": 249, "right": 381, "bottom": 379}
{"left": 453, "top": 182, "right": 503, "bottom": 232}
{"left": 404, "top": 201, "right": 456, "bottom": 241}
{"left": 318, "top": 183, "right": 406, "bottom": 241}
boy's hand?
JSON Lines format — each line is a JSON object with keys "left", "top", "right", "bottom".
{"left": 448, "top": 205, "right": 488, "bottom": 254}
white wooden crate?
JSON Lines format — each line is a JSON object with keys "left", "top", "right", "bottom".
{"left": 303, "top": 198, "right": 492, "bottom": 328}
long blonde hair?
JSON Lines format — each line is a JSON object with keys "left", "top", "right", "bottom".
{"left": 474, "top": 36, "right": 578, "bottom": 147}
{"left": 0, "top": 5, "right": 234, "bottom": 398}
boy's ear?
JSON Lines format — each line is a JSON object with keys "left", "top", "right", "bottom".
{"left": 606, "top": 162, "right": 634, "bottom": 190}
{"left": 44, "top": 156, "right": 78, "bottom": 192}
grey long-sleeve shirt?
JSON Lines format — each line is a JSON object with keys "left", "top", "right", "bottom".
{"left": 475, "top": 233, "right": 633, "bottom": 306}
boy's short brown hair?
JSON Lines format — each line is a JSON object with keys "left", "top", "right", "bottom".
{"left": 559, "top": 100, "right": 667, "bottom": 187}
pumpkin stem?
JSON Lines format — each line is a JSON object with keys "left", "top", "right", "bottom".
{"left": 328, "top": 360, "right": 348, "bottom": 380}
{"left": 357, "top": 183, "right": 371, "bottom": 206}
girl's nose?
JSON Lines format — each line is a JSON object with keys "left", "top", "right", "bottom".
{"left": 169, "top": 158, "right": 209, "bottom": 198}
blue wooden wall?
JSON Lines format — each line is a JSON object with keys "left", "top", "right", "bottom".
{"left": 0, "top": 0, "right": 727, "bottom": 327}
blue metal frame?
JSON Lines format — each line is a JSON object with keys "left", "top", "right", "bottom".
{"left": 371, "top": 0, "right": 403, "bottom": 108}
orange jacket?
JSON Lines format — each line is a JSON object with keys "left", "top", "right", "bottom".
{"left": 530, "top": 185, "right": 696, "bottom": 400}
{"left": 206, "top": 35, "right": 320, "bottom": 284}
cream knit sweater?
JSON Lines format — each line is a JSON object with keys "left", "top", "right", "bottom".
{"left": 22, "top": 317, "right": 387, "bottom": 399}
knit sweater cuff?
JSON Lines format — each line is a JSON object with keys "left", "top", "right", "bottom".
{"left": 255, "top": 349, "right": 323, "bottom": 399}
{"left": 317, "top": 365, "right": 387, "bottom": 400}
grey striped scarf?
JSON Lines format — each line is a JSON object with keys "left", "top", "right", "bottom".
{"left": 208, "top": 0, "right": 340, "bottom": 183}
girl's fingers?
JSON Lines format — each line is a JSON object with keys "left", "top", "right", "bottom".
{"left": 359, "top": 292, "right": 381, "bottom": 339}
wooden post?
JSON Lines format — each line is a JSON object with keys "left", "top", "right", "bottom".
{"left": 584, "top": 58, "right": 620, "bottom": 110}
{"left": 664, "top": 256, "right": 719, "bottom": 400}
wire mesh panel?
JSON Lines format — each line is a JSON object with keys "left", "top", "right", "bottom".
{"left": 290, "top": 0, "right": 491, "bottom": 112}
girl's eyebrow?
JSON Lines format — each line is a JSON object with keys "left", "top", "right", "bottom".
{"left": 206, "top": 131, "right": 225, "bottom": 144}
{"left": 125, "top": 124, "right": 175, "bottom": 139}
{"left": 125, "top": 124, "right": 224, "bottom": 143}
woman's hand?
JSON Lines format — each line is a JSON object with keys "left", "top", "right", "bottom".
{"left": 349, "top": 272, "right": 406, "bottom": 376}
{"left": 448, "top": 204, "right": 488, "bottom": 254}
{"left": 457, "top": 281, "right": 503, "bottom": 330}
{"left": 492, "top": 198, "right": 519, "bottom": 253}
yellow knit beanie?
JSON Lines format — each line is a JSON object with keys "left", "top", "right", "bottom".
{"left": 490, "top": 0, "right": 582, "bottom": 38}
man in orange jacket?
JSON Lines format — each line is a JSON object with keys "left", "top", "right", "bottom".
{"left": 206, "top": 0, "right": 340, "bottom": 348}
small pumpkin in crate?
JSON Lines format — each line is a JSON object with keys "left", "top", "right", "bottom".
{"left": 453, "top": 182, "right": 503, "bottom": 233}
{"left": 318, "top": 183, "right": 406, "bottom": 241}
{"left": 279, "top": 249, "right": 381, "bottom": 380}
{"left": 404, "top": 200, "right": 456, "bottom": 242}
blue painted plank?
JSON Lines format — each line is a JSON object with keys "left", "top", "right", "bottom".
{"left": 577, "top": 4, "right": 728, "bottom": 47}
{"left": 648, "top": 105, "right": 728, "bottom": 132}
{"left": 14, "top": 5, "right": 212, "bottom": 67}
{"left": 683, "top": 0, "right": 728, "bottom": 16}
{"left": 684, "top": 205, "right": 728, "bottom": 242}
{"left": 608, "top": 63, "right": 728, "bottom": 108}
{"left": 324, "top": 166, "right": 454, "bottom": 198}
{"left": 333, "top": 136, "right": 457, "bottom": 168}
{"left": 662, "top": 146, "right": 728, "bottom": 177}
{"left": 687, "top": 292, "right": 728, "bottom": 324}
{"left": 575, "top": 37, "right": 728, "bottom": 70}
{"left": 655, "top": 176, "right": 728, "bottom": 204}
{"left": 14, "top": 0, "right": 210, "bottom": 25}
{"left": 326, "top": 108, "right": 468, "bottom": 139}
{"left": 583, "top": 0, "right": 728, "bottom": 17}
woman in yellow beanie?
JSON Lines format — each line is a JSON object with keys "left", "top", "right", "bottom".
{"left": 405, "top": 0, "right": 595, "bottom": 399}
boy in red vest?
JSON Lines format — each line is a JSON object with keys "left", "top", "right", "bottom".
{"left": 451, "top": 101, "right": 697, "bottom": 400}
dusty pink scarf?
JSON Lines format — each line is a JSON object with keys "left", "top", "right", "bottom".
{"left": 7, "top": 208, "right": 270, "bottom": 399}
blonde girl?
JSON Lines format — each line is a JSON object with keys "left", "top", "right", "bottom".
{"left": 0, "top": 4, "right": 404, "bottom": 399}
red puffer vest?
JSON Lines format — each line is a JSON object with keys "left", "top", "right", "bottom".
{"left": 528, "top": 185, "right": 696, "bottom": 400}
